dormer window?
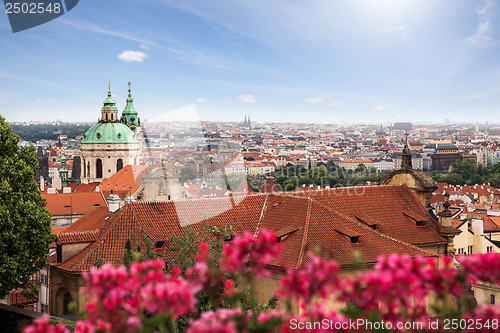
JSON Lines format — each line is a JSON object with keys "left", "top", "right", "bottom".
{"left": 355, "top": 213, "right": 379, "bottom": 230}
{"left": 154, "top": 241, "right": 165, "bottom": 249}
{"left": 275, "top": 226, "right": 300, "bottom": 243}
{"left": 335, "top": 226, "right": 361, "bottom": 244}
{"left": 403, "top": 211, "right": 426, "bottom": 227}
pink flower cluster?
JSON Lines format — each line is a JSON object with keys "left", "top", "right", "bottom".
{"left": 278, "top": 253, "right": 339, "bottom": 303}
{"left": 82, "top": 260, "right": 199, "bottom": 331}
{"left": 23, "top": 231, "right": 500, "bottom": 333}
{"left": 460, "top": 252, "right": 500, "bottom": 285}
{"left": 187, "top": 308, "right": 251, "bottom": 333}
{"left": 220, "top": 228, "right": 283, "bottom": 278}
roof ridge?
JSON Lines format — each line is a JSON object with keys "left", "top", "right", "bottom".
{"left": 309, "top": 198, "right": 437, "bottom": 257}
{"left": 60, "top": 230, "right": 100, "bottom": 236}
{"left": 69, "top": 205, "right": 136, "bottom": 271}
{"left": 131, "top": 192, "right": 267, "bottom": 205}
{"left": 253, "top": 193, "right": 270, "bottom": 237}
{"left": 296, "top": 197, "right": 312, "bottom": 270}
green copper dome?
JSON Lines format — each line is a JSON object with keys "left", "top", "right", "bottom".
{"left": 82, "top": 122, "right": 139, "bottom": 144}
{"left": 122, "top": 82, "right": 140, "bottom": 127}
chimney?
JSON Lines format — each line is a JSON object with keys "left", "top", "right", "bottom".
{"left": 471, "top": 217, "right": 484, "bottom": 236}
{"left": 40, "top": 176, "right": 44, "bottom": 192}
{"left": 107, "top": 191, "right": 120, "bottom": 213}
{"left": 472, "top": 217, "right": 484, "bottom": 254}
{"left": 438, "top": 192, "right": 452, "bottom": 228}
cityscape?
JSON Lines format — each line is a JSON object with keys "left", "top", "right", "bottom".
{"left": 1, "top": 1, "right": 500, "bottom": 332}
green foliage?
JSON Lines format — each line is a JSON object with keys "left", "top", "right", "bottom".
{"left": 168, "top": 224, "right": 276, "bottom": 330}
{"left": 179, "top": 167, "right": 195, "bottom": 184}
{"left": 92, "top": 257, "right": 105, "bottom": 268}
{"left": 167, "top": 224, "right": 230, "bottom": 273}
{"left": 222, "top": 173, "right": 259, "bottom": 192}
{"left": 273, "top": 161, "right": 389, "bottom": 191}
{"left": 49, "top": 318, "right": 76, "bottom": 331}
{"left": 10, "top": 123, "right": 91, "bottom": 142}
{"left": 432, "top": 160, "right": 500, "bottom": 187}
{"left": 0, "top": 116, "right": 53, "bottom": 297}
{"left": 122, "top": 232, "right": 157, "bottom": 268}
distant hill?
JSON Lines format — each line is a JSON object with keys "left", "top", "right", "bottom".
{"left": 10, "top": 123, "right": 91, "bottom": 142}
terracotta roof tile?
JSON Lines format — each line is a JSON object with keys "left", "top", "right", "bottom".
{"left": 42, "top": 192, "right": 106, "bottom": 216}
{"left": 52, "top": 185, "right": 445, "bottom": 272}
{"left": 99, "top": 165, "right": 149, "bottom": 196}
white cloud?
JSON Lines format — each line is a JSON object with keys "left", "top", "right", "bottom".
{"left": 35, "top": 98, "right": 54, "bottom": 103}
{"left": 140, "top": 44, "right": 150, "bottom": 50}
{"left": 373, "top": 105, "right": 384, "bottom": 111}
{"left": 330, "top": 101, "right": 343, "bottom": 106}
{"left": 384, "top": 25, "right": 409, "bottom": 40}
{"left": 196, "top": 97, "right": 208, "bottom": 103}
{"left": 304, "top": 94, "right": 333, "bottom": 104}
{"left": 118, "top": 50, "right": 149, "bottom": 63}
{"left": 237, "top": 94, "right": 256, "bottom": 103}
{"left": 466, "top": 0, "right": 495, "bottom": 47}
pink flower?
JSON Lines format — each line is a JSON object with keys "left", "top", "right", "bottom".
{"left": 23, "top": 315, "right": 69, "bottom": 333}
{"left": 219, "top": 228, "right": 282, "bottom": 278}
{"left": 187, "top": 308, "right": 250, "bottom": 333}
{"left": 278, "top": 252, "right": 339, "bottom": 303}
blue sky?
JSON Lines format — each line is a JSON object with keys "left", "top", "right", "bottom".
{"left": 0, "top": 0, "right": 499, "bottom": 124}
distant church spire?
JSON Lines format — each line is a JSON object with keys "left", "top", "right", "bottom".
{"left": 59, "top": 155, "right": 69, "bottom": 188}
{"left": 401, "top": 132, "right": 412, "bottom": 170}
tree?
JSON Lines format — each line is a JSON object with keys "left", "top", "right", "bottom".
{"left": 0, "top": 116, "right": 52, "bottom": 297}
{"left": 179, "top": 167, "right": 196, "bottom": 184}
{"left": 167, "top": 224, "right": 277, "bottom": 330}
{"left": 122, "top": 232, "right": 156, "bottom": 268}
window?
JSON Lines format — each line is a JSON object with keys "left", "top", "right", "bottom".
{"left": 491, "top": 294, "right": 496, "bottom": 305}
{"left": 116, "top": 158, "right": 123, "bottom": 172}
{"left": 96, "top": 159, "right": 103, "bottom": 178}
{"left": 487, "top": 246, "right": 493, "bottom": 253}
{"left": 468, "top": 246, "right": 473, "bottom": 255}
{"left": 56, "top": 243, "right": 62, "bottom": 263}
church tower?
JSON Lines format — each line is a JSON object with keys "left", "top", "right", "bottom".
{"left": 121, "top": 82, "right": 140, "bottom": 130}
{"left": 380, "top": 135, "right": 437, "bottom": 210}
{"left": 101, "top": 82, "right": 119, "bottom": 122}
{"left": 80, "top": 82, "right": 141, "bottom": 183}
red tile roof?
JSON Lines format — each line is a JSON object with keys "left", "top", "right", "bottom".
{"left": 99, "top": 165, "right": 149, "bottom": 197}
{"left": 42, "top": 192, "right": 106, "bottom": 215}
{"left": 53, "top": 185, "right": 443, "bottom": 273}
{"left": 73, "top": 182, "right": 100, "bottom": 193}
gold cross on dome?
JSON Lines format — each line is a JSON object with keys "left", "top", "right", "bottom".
{"left": 107, "top": 79, "right": 111, "bottom": 92}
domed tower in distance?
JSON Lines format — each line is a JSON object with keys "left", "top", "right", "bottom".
{"left": 80, "top": 82, "right": 140, "bottom": 183}
{"left": 380, "top": 135, "right": 437, "bottom": 210}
